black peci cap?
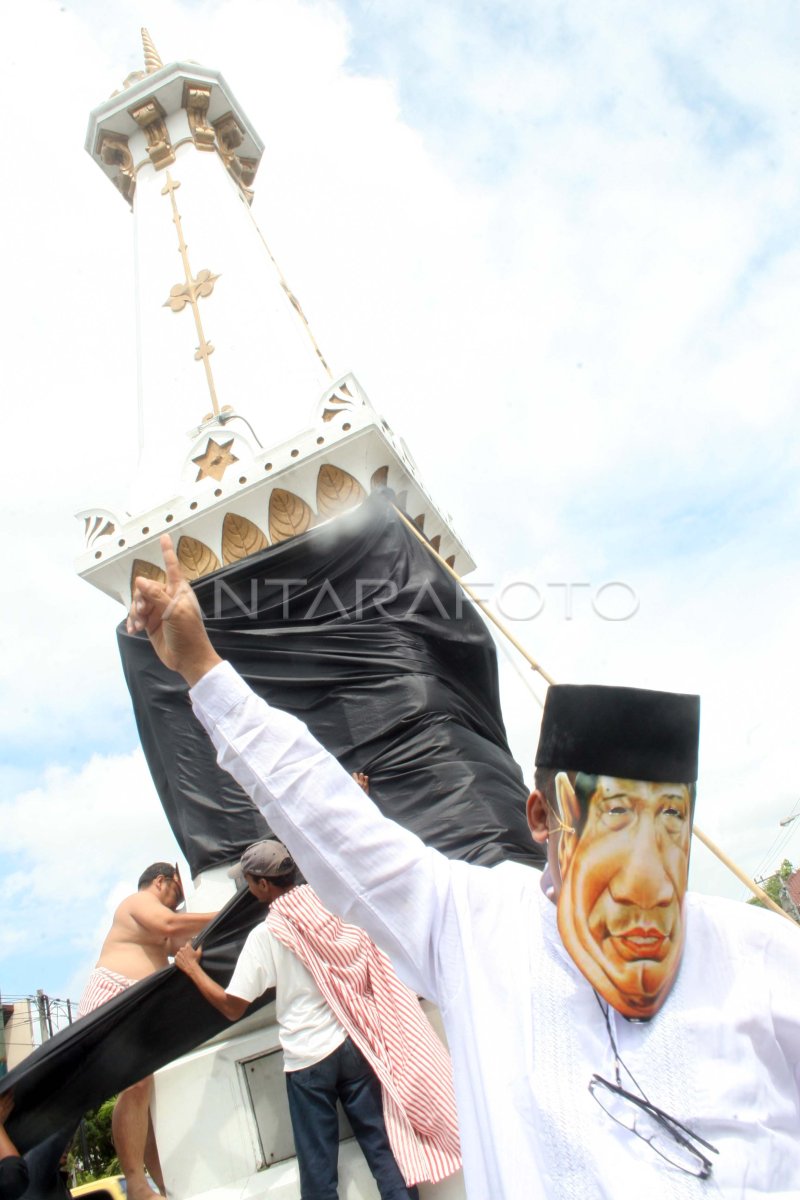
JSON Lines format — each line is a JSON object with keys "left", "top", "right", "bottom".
{"left": 535, "top": 684, "right": 700, "bottom": 782}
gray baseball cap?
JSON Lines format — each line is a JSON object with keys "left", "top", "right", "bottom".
{"left": 228, "top": 839, "right": 296, "bottom": 884}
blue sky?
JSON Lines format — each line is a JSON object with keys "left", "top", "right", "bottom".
{"left": 2, "top": 0, "right": 799, "bottom": 1007}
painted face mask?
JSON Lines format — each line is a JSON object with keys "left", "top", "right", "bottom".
{"left": 554, "top": 771, "right": 693, "bottom": 1020}
{"left": 535, "top": 684, "right": 700, "bottom": 1021}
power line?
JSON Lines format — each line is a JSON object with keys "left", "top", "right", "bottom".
{"left": 746, "top": 799, "right": 800, "bottom": 896}
{"left": 2, "top": 991, "right": 80, "bottom": 1057}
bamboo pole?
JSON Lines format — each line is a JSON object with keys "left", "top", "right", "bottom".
{"left": 392, "top": 507, "right": 556, "bottom": 686}
{"left": 691, "top": 826, "right": 795, "bottom": 923}
{"left": 394, "top": 505, "right": 797, "bottom": 926}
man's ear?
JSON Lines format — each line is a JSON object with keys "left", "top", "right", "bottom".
{"left": 555, "top": 772, "right": 581, "bottom": 879}
{"left": 526, "top": 790, "right": 550, "bottom": 844}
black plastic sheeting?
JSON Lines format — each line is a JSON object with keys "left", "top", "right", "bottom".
{"left": 3, "top": 888, "right": 273, "bottom": 1198}
{"left": 1, "top": 491, "right": 543, "bottom": 1193}
{"left": 120, "top": 491, "right": 541, "bottom": 876}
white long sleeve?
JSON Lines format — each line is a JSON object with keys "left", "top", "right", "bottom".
{"left": 190, "top": 659, "right": 465, "bottom": 1004}
{"left": 190, "top": 659, "right": 800, "bottom": 1200}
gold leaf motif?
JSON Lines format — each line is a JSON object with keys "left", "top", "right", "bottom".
{"left": 165, "top": 270, "right": 220, "bottom": 314}
{"left": 222, "top": 513, "right": 269, "bottom": 564}
{"left": 130, "top": 559, "right": 166, "bottom": 595}
{"left": 413, "top": 514, "right": 425, "bottom": 531}
{"left": 269, "top": 489, "right": 315, "bottom": 544}
{"left": 370, "top": 466, "right": 389, "bottom": 491}
{"left": 429, "top": 535, "right": 441, "bottom": 553}
{"left": 165, "top": 283, "right": 191, "bottom": 313}
{"left": 195, "top": 268, "right": 219, "bottom": 298}
{"left": 177, "top": 536, "right": 220, "bottom": 580}
{"left": 445, "top": 555, "right": 456, "bottom": 569}
{"left": 316, "top": 464, "right": 366, "bottom": 520}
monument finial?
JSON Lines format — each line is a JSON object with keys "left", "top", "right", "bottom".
{"left": 141, "top": 28, "right": 164, "bottom": 74}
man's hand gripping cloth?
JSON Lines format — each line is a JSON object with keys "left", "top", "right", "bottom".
{"left": 267, "top": 885, "right": 461, "bottom": 1186}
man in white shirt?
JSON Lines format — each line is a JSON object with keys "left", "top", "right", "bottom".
{"left": 174, "top": 839, "right": 457, "bottom": 1199}
{"left": 128, "top": 536, "right": 800, "bottom": 1200}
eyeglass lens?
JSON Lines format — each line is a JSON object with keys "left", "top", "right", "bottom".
{"left": 590, "top": 1078, "right": 713, "bottom": 1178}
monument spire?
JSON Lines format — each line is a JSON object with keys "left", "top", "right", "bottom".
{"left": 141, "top": 27, "right": 164, "bottom": 74}
{"left": 78, "top": 35, "right": 473, "bottom": 603}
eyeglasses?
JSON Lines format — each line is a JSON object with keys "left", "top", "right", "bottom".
{"left": 590, "top": 992, "right": 718, "bottom": 1179}
{"left": 589, "top": 1074, "right": 718, "bottom": 1178}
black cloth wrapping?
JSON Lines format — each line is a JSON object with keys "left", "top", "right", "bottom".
{"left": 1, "top": 491, "right": 542, "bottom": 1185}
{"left": 3, "top": 888, "right": 273, "bottom": 1190}
{"left": 0, "top": 1154, "right": 29, "bottom": 1200}
{"left": 120, "top": 491, "right": 540, "bottom": 874}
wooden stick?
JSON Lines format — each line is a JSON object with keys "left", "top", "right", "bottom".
{"left": 394, "top": 504, "right": 797, "bottom": 925}
{"left": 692, "top": 825, "right": 796, "bottom": 924}
{"left": 392, "top": 507, "right": 556, "bottom": 685}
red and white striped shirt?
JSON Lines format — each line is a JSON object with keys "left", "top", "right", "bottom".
{"left": 268, "top": 885, "right": 461, "bottom": 1186}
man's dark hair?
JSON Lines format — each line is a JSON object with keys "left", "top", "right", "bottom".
{"left": 138, "top": 862, "right": 177, "bottom": 889}
{"left": 249, "top": 866, "right": 298, "bottom": 889}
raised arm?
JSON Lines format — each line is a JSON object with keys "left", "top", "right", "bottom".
{"left": 127, "top": 891, "right": 216, "bottom": 940}
{"left": 127, "top": 533, "right": 222, "bottom": 685}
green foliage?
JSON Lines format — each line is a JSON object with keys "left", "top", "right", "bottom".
{"left": 748, "top": 859, "right": 799, "bottom": 921}
{"left": 68, "top": 1097, "right": 120, "bottom": 1185}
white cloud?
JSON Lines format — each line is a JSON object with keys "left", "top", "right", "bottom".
{"left": 0, "top": 748, "right": 186, "bottom": 996}
{"left": 1, "top": 750, "right": 174, "bottom": 899}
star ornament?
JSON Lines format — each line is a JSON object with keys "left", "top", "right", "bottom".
{"left": 192, "top": 437, "right": 238, "bottom": 482}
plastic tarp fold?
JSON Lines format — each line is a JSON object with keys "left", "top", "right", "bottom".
{"left": 119, "top": 491, "right": 541, "bottom": 875}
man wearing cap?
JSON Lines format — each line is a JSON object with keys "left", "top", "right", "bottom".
{"left": 78, "top": 862, "right": 217, "bottom": 1200}
{"left": 128, "top": 536, "right": 800, "bottom": 1200}
{"left": 174, "top": 840, "right": 460, "bottom": 1199}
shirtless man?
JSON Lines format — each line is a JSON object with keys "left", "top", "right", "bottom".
{"left": 79, "top": 862, "right": 216, "bottom": 1200}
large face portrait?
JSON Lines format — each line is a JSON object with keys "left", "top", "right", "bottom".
{"left": 555, "top": 772, "right": 692, "bottom": 1020}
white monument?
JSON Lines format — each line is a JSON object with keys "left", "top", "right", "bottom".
{"left": 77, "top": 30, "right": 472, "bottom": 609}
{"left": 77, "top": 31, "right": 466, "bottom": 1200}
